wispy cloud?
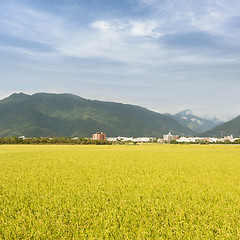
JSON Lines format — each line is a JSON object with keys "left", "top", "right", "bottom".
{"left": 1, "top": 0, "right": 240, "bottom": 64}
{"left": 91, "top": 19, "right": 162, "bottom": 38}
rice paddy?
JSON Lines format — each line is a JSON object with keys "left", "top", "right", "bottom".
{"left": 0, "top": 144, "right": 240, "bottom": 239}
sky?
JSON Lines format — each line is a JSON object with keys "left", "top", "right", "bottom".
{"left": 0, "top": 0, "right": 240, "bottom": 121}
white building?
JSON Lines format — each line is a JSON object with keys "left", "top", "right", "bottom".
{"left": 163, "top": 132, "right": 178, "bottom": 142}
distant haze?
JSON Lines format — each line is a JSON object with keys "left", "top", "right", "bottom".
{"left": 1, "top": 0, "right": 240, "bottom": 121}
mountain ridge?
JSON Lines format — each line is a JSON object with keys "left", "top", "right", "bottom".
{"left": 199, "top": 115, "right": 240, "bottom": 137}
{"left": 168, "top": 109, "right": 223, "bottom": 133}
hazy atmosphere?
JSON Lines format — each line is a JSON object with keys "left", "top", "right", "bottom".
{"left": 1, "top": 0, "right": 240, "bottom": 121}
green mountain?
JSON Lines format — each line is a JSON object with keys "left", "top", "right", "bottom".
{"left": 0, "top": 92, "right": 195, "bottom": 137}
{"left": 199, "top": 115, "right": 240, "bottom": 137}
{"left": 166, "top": 110, "right": 223, "bottom": 133}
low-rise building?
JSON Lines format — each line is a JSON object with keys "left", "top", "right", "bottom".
{"left": 163, "top": 132, "right": 178, "bottom": 142}
{"left": 107, "top": 136, "right": 155, "bottom": 143}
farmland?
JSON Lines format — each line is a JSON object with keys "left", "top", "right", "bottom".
{"left": 0, "top": 145, "right": 240, "bottom": 239}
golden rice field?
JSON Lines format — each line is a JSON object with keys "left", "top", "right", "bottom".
{"left": 0, "top": 144, "right": 240, "bottom": 239}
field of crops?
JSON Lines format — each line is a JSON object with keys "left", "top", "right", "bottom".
{"left": 0, "top": 144, "right": 240, "bottom": 239}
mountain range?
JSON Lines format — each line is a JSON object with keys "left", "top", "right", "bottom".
{"left": 0, "top": 93, "right": 194, "bottom": 137}
{"left": 0, "top": 92, "right": 239, "bottom": 138}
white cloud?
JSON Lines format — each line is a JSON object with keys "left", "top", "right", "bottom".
{"left": 129, "top": 20, "right": 162, "bottom": 37}
{"left": 91, "top": 19, "right": 162, "bottom": 38}
{"left": 91, "top": 20, "right": 116, "bottom": 32}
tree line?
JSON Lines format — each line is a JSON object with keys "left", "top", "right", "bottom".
{"left": 0, "top": 137, "right": 112, "bottom": 145}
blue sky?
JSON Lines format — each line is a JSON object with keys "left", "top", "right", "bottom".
{"left": 0, "top": 0, "right": 240, "bottom": 120}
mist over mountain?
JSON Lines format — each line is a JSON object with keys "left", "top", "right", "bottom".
{"left": 165, "top": 110, "right": 223, "bottom": 133}
{"left": 0, "top": 93, "right": 195, "bottom": 138}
